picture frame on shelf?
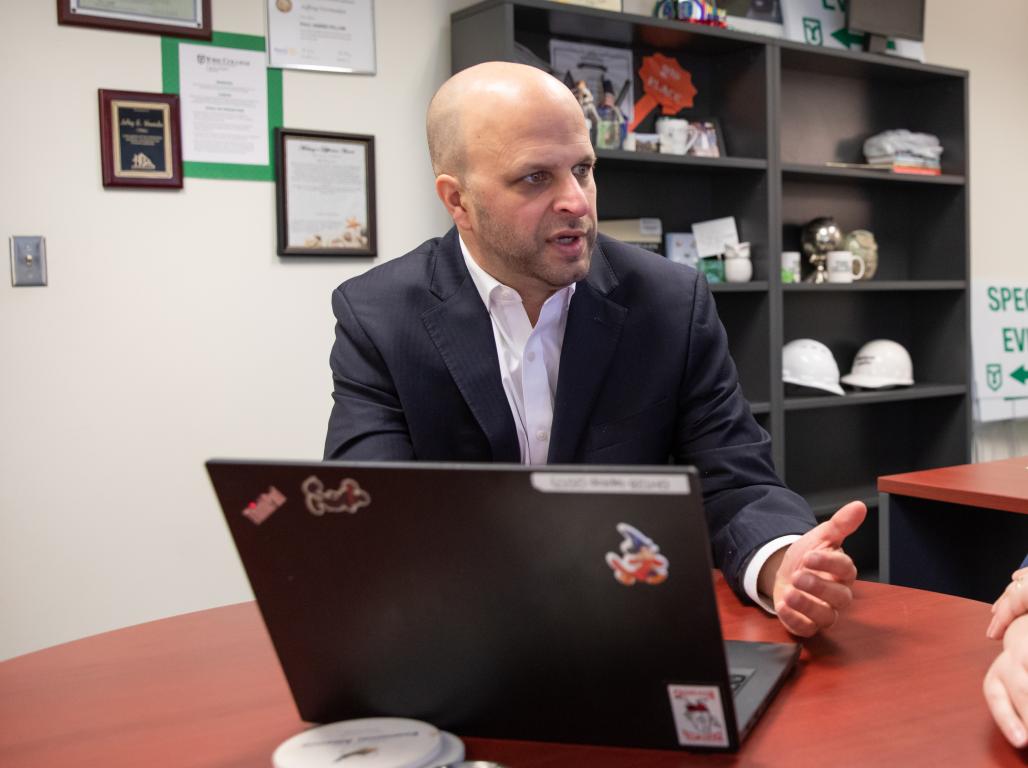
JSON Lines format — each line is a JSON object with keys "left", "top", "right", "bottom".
{"left": 97, "top": 89, "right": 183, "bottom": 189}
{"left": 275, "top": 128, "right": 376, "bottom": 258}
{"left": 57, "top": 0, "right": 212, "bottom": 39}
{"left": 687, "top": 119, "right": 725, "bottom": 158}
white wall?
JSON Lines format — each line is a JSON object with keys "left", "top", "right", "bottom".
{"left": 0, "top": 0, "right": 459, "bottom": 660}
{"left": 2, "top": 0, "right": 1027, "bottom": 659}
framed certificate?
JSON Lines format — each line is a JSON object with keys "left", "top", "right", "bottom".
{"left": 266, "top": 0, "right": 376, "bottom": 74}
{"left": 57, "top": 0, "right": 211, "bottom": 39}
{"left": 98, "top": 89, "right": 183, "bottom": 189}
{"left": 275, "top": 129, "right": 376, "bottom": 258}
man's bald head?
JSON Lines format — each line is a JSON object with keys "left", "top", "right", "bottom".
{"left": 426, "top": 61, "right": 583, "bottom": 177}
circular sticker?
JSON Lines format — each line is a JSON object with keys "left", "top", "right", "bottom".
{"left": 273, "top": 718, "right": 443, "bottom": 768}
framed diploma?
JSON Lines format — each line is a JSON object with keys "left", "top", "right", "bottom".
{"left": 98, "top": 89, "right": 183, "bottom": 189}
{"left": 275, "top": 129, "right": 376, "bottom": 258}
{"left": 266, "top": 0, "right": 376, "bottom": 74}
{"left": 57, "top": 0, "right": 211, "bottom": 39}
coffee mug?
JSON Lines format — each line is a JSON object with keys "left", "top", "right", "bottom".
{"left": 826, "top": 250, "right": 866, "bottom": 283}
{"left": 655, "top": 118, "right": 698, "bottom": 155}
{"left": 781, "top": 251, "right": 801, "bottom": 283}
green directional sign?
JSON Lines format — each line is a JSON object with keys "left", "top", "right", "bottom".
{"left": 973, "top": 283, "right": 1028, "bottom": 417}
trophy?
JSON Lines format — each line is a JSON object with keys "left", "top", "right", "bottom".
{"left": 800, "top": 217, "right": 843, "bottom": 283}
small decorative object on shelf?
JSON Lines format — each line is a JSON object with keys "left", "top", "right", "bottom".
{"left": 595, "top": 78, "right": 627, "bottom": 149}
{"left": 629, "top": 53, "right": 697, "bottom": 132}
{"left": 687, "top": 119, "right": 723, "bottom": 158}
{"left": 653, "top": 0, "right": 727, "bottom": 27}
{"left": 841, "top": 340, "right": 915, "bottom": 389}
{"left": 781, "top": 251, "right": 802, "bottom": 284}
{"left": 843, "top": 229, "right": 878, "bottom": 280}
{"left": 800, "top": 216, "right": 843, "bottom": 284}
{"left": 724, "top": 241, "right": 753, "bottom": 283}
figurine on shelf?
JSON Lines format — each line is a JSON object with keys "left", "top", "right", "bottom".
{"left": 572, "top": 79, "right": 601, "bottom": 141}
{"left": 595, "top": 78, "right": 627, "bottom": 150}
{"left": 800, "top": 216, "right": 843, "bottom": 284}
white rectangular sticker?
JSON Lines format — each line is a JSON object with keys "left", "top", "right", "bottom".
{"left": 530, "top": 473, "right": 690, "bottom": 495}
{"left": 667, "top": 684, "right": 730, "bottom": 748}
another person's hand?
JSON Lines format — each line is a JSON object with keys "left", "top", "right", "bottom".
{"left": 987, "top": 567, "right": 1028, "bottom": 640}
{"left": 762, "top": 501, "right": 866, "bottom": 637}
{"left": 983, "top": 612, "right": 1028, "bottom": 748}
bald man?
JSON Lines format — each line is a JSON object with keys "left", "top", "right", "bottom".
{"left": 324, "top": 62, "right": 865, "bottom": 637}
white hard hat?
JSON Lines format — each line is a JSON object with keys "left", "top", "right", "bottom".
{"left": 841, "top": 339, "right": 914, "bottom": 389}
{"left": 782, "top": 339, "right": 844, "bottom": 396}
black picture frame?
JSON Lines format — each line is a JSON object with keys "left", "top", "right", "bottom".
{"left": 57, "top": 0, "right": 211, "bottom": 39}
{"left": 98, "top": 89, "right": 183, "bottom": 189}
{"left": 687, "top": 118, "right": 726, "bottom": 158}
{"left": 275, "top": 128, "right": 377, "bottom": 258}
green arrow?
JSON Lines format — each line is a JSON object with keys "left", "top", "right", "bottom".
{"left": 831, "top": 28, "right": 864, "bottom": 48}
{"left": 1012, "top": 366, "right": 1028, "bottom": 385}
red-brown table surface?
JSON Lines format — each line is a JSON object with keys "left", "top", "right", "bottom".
{"left": 2, "top": 575, "right": 1024, "bottom": 767}
{"left": 879, "top": 455, "right": 1028, "bottom": 515}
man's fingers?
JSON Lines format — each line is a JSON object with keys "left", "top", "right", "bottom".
{"left": 803, "top": 549, "right": 858, "bottom": 584}
{"left": 987, "top": 574, "right": 1028, "bottom": 640}
{"left": 815, "top": 501, "right": 867, "bottom": 548}
{"left": 983, "top": 657, "right": 1028, "bottom": 748}
{"left": 780, "top": 584, "right": 838, "bottom": 631}
{"left": 775, "top": 602, "right": 819, "bottom": 638}
{"left": 793, "top": 570, "right": 854, "bottom": 612}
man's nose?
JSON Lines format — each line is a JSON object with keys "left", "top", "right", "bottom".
{"left": 554, "top": 173, "right": 591, "bottom": 217}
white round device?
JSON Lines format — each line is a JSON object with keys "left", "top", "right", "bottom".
{"left": 273, "top": 718, "right": 462, "bottom": 768}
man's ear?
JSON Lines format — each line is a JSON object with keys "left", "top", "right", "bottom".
{"left": 435, "top": 174, "right": 470, "bottom": 227}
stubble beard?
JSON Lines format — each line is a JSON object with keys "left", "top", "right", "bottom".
{"left": 475, "top": 204, "right": 596, "bottom": 292}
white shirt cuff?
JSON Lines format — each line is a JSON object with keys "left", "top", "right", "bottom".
{"left": 742, "top": 535, "right": 803, "bottom": 614}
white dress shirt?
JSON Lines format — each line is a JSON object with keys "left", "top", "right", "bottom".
{"left": 459, "top": 235, "right": 792, "bottom": 613}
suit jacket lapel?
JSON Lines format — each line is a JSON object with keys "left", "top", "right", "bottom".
{"left": 548, "top": 242, "right": 627, "bottom": 463}
{"left": 421, "top": 229, "right": 521, "bottom": 462}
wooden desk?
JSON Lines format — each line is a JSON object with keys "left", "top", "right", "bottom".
{"left": 879, "top": 455, "right": 1028, "bottom": 601}
{"left": 1, "top": 576, "right": 1020, "bottom": 767}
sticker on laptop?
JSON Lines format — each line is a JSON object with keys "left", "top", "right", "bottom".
{"left": 302, "top": 475, "right": 371, "bottom": 516}
{"left": 242, "top": 486, "right": 286, "bottom": 525}
{"left": 605, "top": 523, "right": 668, "bottom": 586}
{"left": 530, "top": 472, "right": 690, "bottom": 495}
{"left": 667, "top": 684, "right": 729, "bottom": 748}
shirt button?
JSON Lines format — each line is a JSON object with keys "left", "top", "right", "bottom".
{"left": 535, "top": 429, "right": 549, "bottom": 441}
{"left": 526, "top": 351, "right": 536, "bottom": 362}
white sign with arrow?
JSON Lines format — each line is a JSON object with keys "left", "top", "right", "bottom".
{"left": 971, "top": 281, "right": 1028, "bottom": 422}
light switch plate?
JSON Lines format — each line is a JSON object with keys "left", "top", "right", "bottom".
{"left": 10, "top": 236, "right": 47, "bottom": 287}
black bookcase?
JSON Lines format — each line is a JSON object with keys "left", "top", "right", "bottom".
{"left": 451, "top": 0, "right": 971, "bottom": 573}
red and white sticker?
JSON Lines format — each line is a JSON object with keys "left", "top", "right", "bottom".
{"left": 242, "top": 486, "right": 286, "bottom": 525}
{"left": 667, "top": 684, "right": 729, "bottom": 748}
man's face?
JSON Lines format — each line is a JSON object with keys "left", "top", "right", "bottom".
{"left": 460, "top": 97, "right": 598, "bottom": 296}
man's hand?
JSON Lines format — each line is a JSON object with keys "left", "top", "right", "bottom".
{"left": 984, "top": 612, "right": 1028, "bottom": 748}
{"left": 987, "top": 567, "right": 1028, "bottom": 641}
{"left": 759, "top": 501, "right": 866, "bottom": 637}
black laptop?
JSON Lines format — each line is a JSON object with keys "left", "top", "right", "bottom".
{"left": 206, "top": 460, "right": 799, "bottom": 752}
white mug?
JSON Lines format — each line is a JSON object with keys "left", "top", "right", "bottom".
{"left": 655, "top": 118, "right": 698, "bottom": 155}
{"left": 826, "top": 250, "right": 865, "bottom": 283}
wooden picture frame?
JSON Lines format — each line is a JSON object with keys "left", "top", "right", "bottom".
{"left": 57, "top": 0, "right": 211, "bottom": 40}
{"left": 98, "top": 89, "right": 183, "bottom": 189}
{"left": 275, "top": 128, "right": 376, "bottom": 258}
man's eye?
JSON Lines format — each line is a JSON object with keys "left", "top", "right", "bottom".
{"left": 523, "top": 172, "right": 549, "bottom": 185}
{"left": 573, "top": 163, "right": 594, "bottom": 177}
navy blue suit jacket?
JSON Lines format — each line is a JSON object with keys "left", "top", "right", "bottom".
{"left": 324, "top": 228, "right": 816, "bottom": 598}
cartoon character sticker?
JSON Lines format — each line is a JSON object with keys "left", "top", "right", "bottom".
{"left": 605, "top": 523, "right": 669, "bottom": 586}
{"left": 242, "top": 486, "right": 286, "bottom": 525}
{"left": 667, "top": 684, "right": 729, "bottom": 748}
{"left": 302, "top": 476, "right": 371, "bottom": 516}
